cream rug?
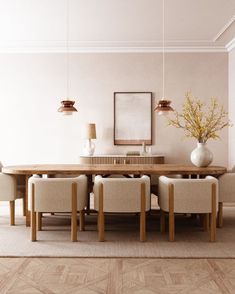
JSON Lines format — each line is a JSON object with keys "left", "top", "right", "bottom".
{"left": 1, "top": 200, "right": 235, "bottom": 257}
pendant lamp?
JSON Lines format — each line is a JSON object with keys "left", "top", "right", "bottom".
{"left": 58, "top": 0, "right": 78, "bottom": 115}
{"left": 154, "top": 0, "right": 173, "bottom": 115}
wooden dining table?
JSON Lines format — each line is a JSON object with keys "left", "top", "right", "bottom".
{"left": 2, "top": 164, "right": 227, "bottom": 226}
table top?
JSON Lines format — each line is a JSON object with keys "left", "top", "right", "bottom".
{"left": 2, "top": 164, "right": 227, "bottom": 176}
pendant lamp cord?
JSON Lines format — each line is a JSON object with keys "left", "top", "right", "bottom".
{"left": 66, "top": 0, "right": 70, "bottom": 99}
{"left": 162, "top": 0, "right": 165, "bottom": 100}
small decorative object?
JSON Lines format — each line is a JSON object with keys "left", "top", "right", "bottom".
{"left": 168, "top": 92, "right": 232, "bottom": 167}
{"left": 147, "top": 146, "right": 152, "bottom": 155}
{"left": 83, "top": 123, "right": 97, "bottom": 156}
{"left": 141, "top": 141, "right": 148, "bottom": 155}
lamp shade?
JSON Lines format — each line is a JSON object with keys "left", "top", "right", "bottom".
{"left": 83, "top": 123, "right": 97, "bottom": 139}
{"left": 154, "top": 99, "right": 173, "bottom": 115}
{"left": 58, "top": 100, "right": 78, "bottom": 114}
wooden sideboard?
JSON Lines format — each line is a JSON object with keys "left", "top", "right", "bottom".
{"left": 79, "top": 155, "right": 165, "bottom": 165}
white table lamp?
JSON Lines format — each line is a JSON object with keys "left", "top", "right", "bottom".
{"left": 83, "top": 123, "right": 97, "bottom": 156}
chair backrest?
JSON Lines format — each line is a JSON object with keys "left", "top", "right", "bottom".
{"left": 94, "top": 175, "right": 150, "bottom": 212}
{"left": 0, "top": 173, "right": 16, "bottom": 201}
{"left": 0, "top": 162, "right": 23, "bottom": 189}
{"left": 28, "top": 175, "right": 87, "bottom": 212}
{"left": 218, "top": 172, "right": 235, "bottom": 202}
{"left": 159, "top": 176, "right": 218, "bottom": 213}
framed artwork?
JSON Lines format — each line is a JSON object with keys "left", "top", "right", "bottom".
{"left": 114, "top": 92, "right": 152, "bottom": 145}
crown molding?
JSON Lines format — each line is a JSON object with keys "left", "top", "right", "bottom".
{"left": 0, "top": 14, "right": 234, "bottom": 53}
{"left": 0, "top": 40, "right": 227, "bottom": 53}
{"left": 213, "top": 15, "right": 235, "bottom": 41}
{"left": 0, "top": 47, "right": 226, "bottom": 53}
{"left": 226, "top": 37, "right": 235, "bottom": 51}
{"left": 71, "top": 46, "right": 226, "bottom": 53}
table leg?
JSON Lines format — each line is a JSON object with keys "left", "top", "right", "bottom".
{"left": 22, "top": 197, "right": 26, "bottom": 217}
{"left": 86, "top": 175, "right": 93, "bottom": 214}
{"left": 25, "top": 175, "right": 31, "bottom": 227}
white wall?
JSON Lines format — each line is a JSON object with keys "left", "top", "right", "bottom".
{"left": 0, "top": 52, "right": 228, "bottom": 166}
{"left": 229, "top": 48, "right": 235, "bottom": 168}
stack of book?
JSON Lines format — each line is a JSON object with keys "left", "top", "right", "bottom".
{"left": 126, "top": 151, "right": 140, "bottom": 156}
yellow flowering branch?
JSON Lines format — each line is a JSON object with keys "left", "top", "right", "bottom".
{"left": 168, "top": 92, "right": 232, "bottom": 143}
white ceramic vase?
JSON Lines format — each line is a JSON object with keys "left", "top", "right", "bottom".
{"left": 190, "top": 142, "right": 213, "bottom": 167}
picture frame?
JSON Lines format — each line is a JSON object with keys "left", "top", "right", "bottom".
{"left": 114, "top": 92, "right": 152, "bottom": 145}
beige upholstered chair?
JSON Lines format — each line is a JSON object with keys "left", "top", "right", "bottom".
{"left": 218, "top": 167, "right": 235, "bottom": 227}
{"left": 0, "top": 161, "right": 26, "bottom": 225}
{"left": 94, "top": 175, "right": 150, "bottom": 242}
{"left": 0, "top": 173, "right": 18, "bottom": 225}
{"left": 28, "top": 175, "right": 87, "bottom": 242}
{"left": 158, "top": 176, "right": 218, "bottom": 242}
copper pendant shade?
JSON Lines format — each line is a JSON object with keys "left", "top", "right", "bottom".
{"left": 154, "top": 99, "right": 173, "bottom": 113}
{"left": 58, "top": 100, "right": 78, "bottom": 114}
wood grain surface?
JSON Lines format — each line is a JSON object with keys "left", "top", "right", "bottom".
{"left": 2, "top": 163, "right": 227, "bottom": 176}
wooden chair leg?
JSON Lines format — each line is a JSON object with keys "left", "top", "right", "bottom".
{"left": 79, "top": 210, "right": 85, "bottom": 231}
{"left": 160, "top": 209, "right": 165, "bottom": 233}
{"left": 22, "top": 197, "right": 26, "bottom": 217}
{"left": 169, "top": 184, "right": 175, "bottom": 242}
{"left": 31, "top": 184, "right": 36, "bottom": 241}
{"left": 71, "top": 183, "right": 78, "bottom": 242}
{"left": 140, "top": 183, "right": 146, "bottom": 242}
{"left": 217, "top": 202, "right": 223, "bottom": 228}
{"left": 98, "top": 184, "right": 105, "bottom": 242}
{"left": 37, "top": 212, "right": 42, "bottom": 231}
{"left": 210, "top": 183, "right": 216, "bottom": 242}
{"left": 9, "top": 201, "right": 15, "bottom": 226}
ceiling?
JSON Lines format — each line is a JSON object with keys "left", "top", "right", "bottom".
{"left": 0, "top": 0, "right": 234, "bottom": 52}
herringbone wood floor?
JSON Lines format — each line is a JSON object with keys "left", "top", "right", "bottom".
{"left": 0, "top": 258, "right": 235, "bottom": 293}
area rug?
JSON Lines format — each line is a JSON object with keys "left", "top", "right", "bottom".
{"left": 0, "top": 201, "right": 235, "bottom": 258}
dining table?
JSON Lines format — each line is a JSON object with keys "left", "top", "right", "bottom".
{"left": 2, "top": 163, "right": 227, "bottom": 226}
